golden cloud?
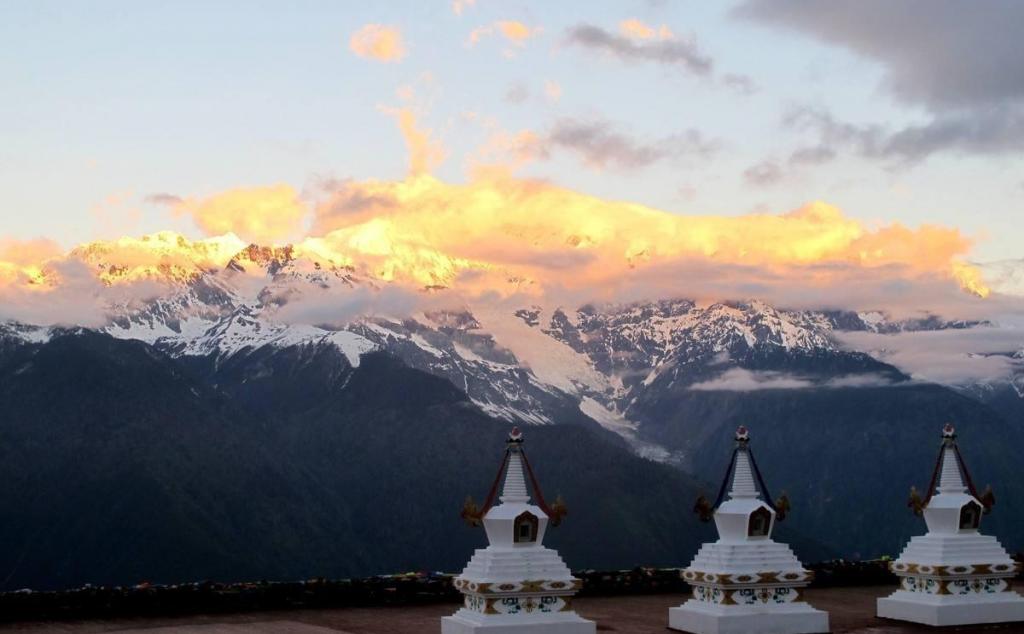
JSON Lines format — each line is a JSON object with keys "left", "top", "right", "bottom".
{"left": 0, "top": 238, "right": 63, "bottom": 288}
{"left": 0, "top": 237, "right": 63, "bottom": 266}
{"left": 619, "top": 18, "right": 673, "bottom": 41}
{"left": 308, "top": 174, "right": 990, "bottom": 303}
{"left": 175, "top": 185, "right": 307, "bottom": 244}
{"left": 349, "top": 24, "right": 406, "bottom": 63}
{"left": 0, "top": 175, "right": 993, "bottom": 324}
{"left": 380, "top": 107, "right": 447, "bottom": 176}
{"left": 468, "top": 20, "right": 541, "bottom": 47}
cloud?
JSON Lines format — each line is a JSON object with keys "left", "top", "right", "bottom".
{"left": 380, "top": 106, "right": 446, "bottom": 176}
{"left": 689, "top": 367, "right": 899, "bottom": 391}
{"left": 451, "top": 0, "right": 476, "bottom": 16}
{"left": 737, "top": 1, "right": 1024, "bottom": 162}
{"left": 0, "top": 237, "right": 63, "bottom": 266}
{"left": 305, "top": 175, "right": 990, "bottom": 311}
{"left": 504, "top": 82, "right": 530, "bottom": 104}
{"left": 785, "top": 105, "right": 1024, "bottom": 164}
{"left": 349, "top": 24, "right": 406, "bottom": 63}
{"left": 468, "top": 20, "right": 541, "bottom": 48}
{"left": 788, "top": 145, "right": 836, "bottom": 166}
{"left": 0, "top": 178, "right": 998, "bottom": 325}
{"left": 744, "top": 144, "right": 837, "bottom": 187}
{"left": 272, "top": 283, "right": 421, "bottom": 327}
{"left": 145, "top": 193, "right": 184, "bottom": 206}
{"left": 619, "top": 18, "right": 674, "bottom": 41}
{"left": 736, "top": 0, "right": 1024, "bottom": 111}
{"left": 496, "top": 20, "right": 538, "bottom": 43}
{"left": 690, "top": 368, "right": 812, "bottom": 391}
{"left": 467, "top": 116, "right": 716, "bottom": 173}
{"left": 0, "top": 258, "right": 169, "bottom": 328}
{"left": 743, "top": 160, "right": 785, "bottom": 187}
{"left": 824, "top": 373, "right": 898, "bottom": 388}
{"left": 0, "top": 259, "right": 105, "bottom": 326}
{"left": 472, "top": 128, "right": 547, "bottom": 173}
{"left": 0, "top": 237, "right": 63, "bottom": 296}
{"left": 503, "top": 80, "right": 561, "bottom": 106}
{"left": 546, "top": 118, "right": 717, "bottom": 170}
{"left": 836, "top": 326, "right": 1024, "bottom": 387}
{"left": 565, "top": 23, "right": 712, "bottom": 77}
{"left": 175, "top": 185, "right": 308, "bottom": 244}
{"left": 722, "top": 73, "right": 757, "bottom": 95}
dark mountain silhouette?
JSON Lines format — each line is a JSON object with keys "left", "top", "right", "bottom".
{"left": 0, "top": 331, "right": 726, "bottom": 591}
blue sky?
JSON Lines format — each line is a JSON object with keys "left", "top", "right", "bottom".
{"left": 2, "top": 0, "right": 1022, "bottom": 260}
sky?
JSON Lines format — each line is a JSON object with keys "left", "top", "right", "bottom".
{"left": 2, "top": 0, "right": 1022, "bottom": 261}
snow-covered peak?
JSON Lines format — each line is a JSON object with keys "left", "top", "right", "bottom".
{"left": 69, "top": 231, "right": 248, "bottom": 286}
{"left": 0, "top": 321, "right": 53, "bottom": 344}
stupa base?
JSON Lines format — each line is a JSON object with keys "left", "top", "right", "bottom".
{"left": 669, "top": 600, "right": 829, "bottom": 634}
{"left": 442, "top": 609, "right": 595, "bottom": 634}
{"left": 877, "top": 590, "right": 1024, "bottom": 626}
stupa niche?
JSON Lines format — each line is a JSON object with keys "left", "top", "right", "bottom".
{"left": 669, "top": 426, "right": 829, "bottom": 634}
{"left": 442, "top": 427, "right": 595, "bottom": 634}
{"left": 877, "top": 424, "right": 1024, "bottom": 626}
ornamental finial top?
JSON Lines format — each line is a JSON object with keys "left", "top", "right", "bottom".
{"left": 508, "top": 426, "right": 524, "bottom": 445}
{"left": 735, "top": 425, "right": 750, "bottom": 444}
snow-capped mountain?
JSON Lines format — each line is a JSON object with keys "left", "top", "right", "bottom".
{"left": 1, "top": 235, "right": 1011, "bottom": 460}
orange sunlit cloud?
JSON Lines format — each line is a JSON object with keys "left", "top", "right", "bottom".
{"left": 174, "top": 185, "right": 307, "bottom": 244}
{"left": 307, "top": 174, "right": 991, "bottom": 306}
{"left": 0, "top": 175, "right": 994, "bottom": 324}
{"left": 0, "top": 237, "right": 63, "bottom": 288}
{"left": 0, "top": 237, "right": 63, "bottom": 266}
{"left": 380, "top": 107, "right": 447, "bottom": 176}
{"left": 468, "top": 20, "right": 541, "bottom": 47}
{"left": 472, "top": 128, "right": 546, "bottom": 173}
{"left": 349, "top": 24, "right": 406, "bottom": 63}
{"left": 619, "top": 18, "right": 673, "bottom": 41}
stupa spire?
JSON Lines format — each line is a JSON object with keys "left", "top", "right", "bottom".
{"left": 729, "top": 426, "right": 759, "bottom": 499}
{"left": 500, "top": 427, "right": 530, "bottom": 503}
{"left": 937, "top": 423, "right": 967, "bottom": 494}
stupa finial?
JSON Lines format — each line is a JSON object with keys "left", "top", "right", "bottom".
{"left": 735, "top": 425, "right": 750, "bottom": 446}
{"left": 508, "top": 425, "right": 524, "bottom": 446}
{"left": 942, "top": 423, "right": 956, "bottom": 444}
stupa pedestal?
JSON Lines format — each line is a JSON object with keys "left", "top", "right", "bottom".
{"left": 443, "top": 427, "right": 595, "bottom": 634}
{"left": 669, "top": 426, "right": 829, "bottom": 634}
{"left": 877, "top": 424, "right": 1024, "bottom": 627}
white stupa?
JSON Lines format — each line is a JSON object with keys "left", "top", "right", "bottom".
{"left": 877, "top": 423, "right": 1024, "bottom": 626}
{"left": 442, "top": 427, "right": 595, "bottom": 634}
{"left": 669, "top": 426, "right": 829, "bottom": 634}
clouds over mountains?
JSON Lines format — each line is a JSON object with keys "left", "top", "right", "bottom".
{"left": 737, "top": 0, "right": 1024, "bottom": 163}
{"left": 0, "top": 167, "right": 996, "bottom": 327}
